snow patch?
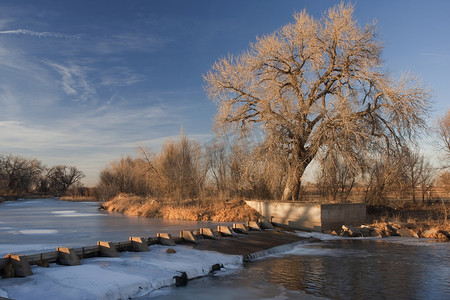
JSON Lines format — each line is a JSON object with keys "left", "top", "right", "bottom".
{"left": 51, "top": 210, "right": 104, "bottom": 217}
{"left": 0, "top": 288, "right": 8, "bottom": 298}
{"left": 0, "top": 245, "right": 242, "bottom": 299}
{"left": 10, "top": 229, "right": 58, "bottom": 235}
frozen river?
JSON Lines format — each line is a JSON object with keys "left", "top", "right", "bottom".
{"left": 1, "top": 198, "right": 449, "bottom": 299}
{"left": 0, "top": 198, "right": 231, "bottom": 256}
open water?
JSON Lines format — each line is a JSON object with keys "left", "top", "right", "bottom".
{"left": 1, "top": 198, "right": 449, "bottom": 299}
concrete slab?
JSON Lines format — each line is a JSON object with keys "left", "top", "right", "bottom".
{"left": 129, "top": 237, "right": 150, "bottom": 252}
{"left": 4, "top": 254, "right": 32, "bottom": 277}
{"left": 97, "top": 241, "right": 119, "bottom": 257}
{"left": 180, "top": 231, "right": 198, "bottom": 244}
{"left": 157, "top": 233, "right": 177, "bottom": 246}
{"left": 191, "top": 231, "right": 305, "bottom": 257}
{"left": 57, "top": 247, "right": 81, "bottom": 266}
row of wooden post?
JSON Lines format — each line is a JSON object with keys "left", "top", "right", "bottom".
{"left": 1, "top": 220, "right": 275, "bottom": 278}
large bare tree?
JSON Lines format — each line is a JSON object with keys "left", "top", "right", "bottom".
{"left": 204, "top": 3, "right": 430, "bottom": 201}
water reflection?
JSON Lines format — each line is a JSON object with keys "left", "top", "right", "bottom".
{"left": 241, "top": 240, "right": 449, "bottom": 300}
{"left": 150, "top": 239, "right": 449, "bottom": 300}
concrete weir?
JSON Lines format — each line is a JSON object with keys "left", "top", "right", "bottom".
{"left": 245, "top": 200, "right": 366, "bottom": 232}
{"left": 0, "top": 221, "right": 307, "bottom": 281}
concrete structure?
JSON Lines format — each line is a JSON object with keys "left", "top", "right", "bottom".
{"left": 246, "top": 200, "right": 366, "bottom": 232}
{"left": 57, "top": 247, "right": 81, "bottom": 266}
{"left": 232, "top": 223, "right": 249, "bottom": 234}
{"left": 180, "top": 231, "right": 198, "bottom": 244}
{"left": 129, "top": 237, "right": 150, "bottom": 252}
{"left": 0, "top": 227, "right": 309, "bottom": 278}
{"left": 97, "top": 241, "right": 119, "bottom": 257}
{"left": 4, "top": 254, "right": 32, "bottom": 277}
{"left": 157, "top": 233, "right": 177, "bottom": 246}
{"left": 247, "top": 221, "right": 262, "bottom": 231}
{"left": 200, "top": 228, "right": 218, "bottom": 240}
{"left": 258, "top": 218, "right": 275, "bottom": 230}
{"left": 217, "top": 226, "right": 234, "bottom": 236}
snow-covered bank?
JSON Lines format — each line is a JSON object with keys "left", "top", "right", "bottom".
{"left": 0, "top": 245, "right": 242, "bottom": 299}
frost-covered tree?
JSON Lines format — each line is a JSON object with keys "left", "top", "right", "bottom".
{"left": 204, "top": 3, "right": 430, "bottom": 201}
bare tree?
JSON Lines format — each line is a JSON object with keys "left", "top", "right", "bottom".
{"left": 152, "top": 133, "right": 205, "bottom": 201}
{"left": 317, "top": 151, "right": 357, "bottom": 202}
{"left": 436, "top": 108, "right": 450, "bottom": 166}
{"left": 204, "top": 3, "right": 430, "bottom": 201}
{"left": 206, "top": 142, "right": 229, "bottom": 194}
{"left": 0, "top": 154, "right": 43, "bottom": 194}
{"left": 46, "top": 165, "right": 85, "bottom": 194}
{"left": 396, "top": 147, "right": 434, "bottom": 203}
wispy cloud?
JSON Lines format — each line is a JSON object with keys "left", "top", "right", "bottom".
{"left": 49, "top": 62, "right": 97, "bottom": 102}
{"left": 0, "top": 29, "right": 77, "bottom": 39}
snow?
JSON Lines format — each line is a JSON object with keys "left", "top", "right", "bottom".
{"left": 0, "top": 245, "right": 242, "bottom": 300}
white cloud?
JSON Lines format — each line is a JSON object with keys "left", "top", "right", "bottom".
{"left": 0, "top": 29, "right": 77, "bottom": 39}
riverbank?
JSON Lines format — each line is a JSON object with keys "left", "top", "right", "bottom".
{"left": 101, "top": 194, "right": 261, "bottom": 222}
{"left": 101, "top": 194, "right": 449, "bottom": 241}
{"left": 59, "top": 196, "right": 97, "bottom": 202}
{"left": 336, "top": 202, "right": 450, "bottom": 241}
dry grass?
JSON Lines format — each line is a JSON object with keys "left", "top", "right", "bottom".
{"left": 367, "top": 201, "right": 450, "bottom": 234}
{"left": 101, "top": 193, "right": 261, "bottom": 222}
{"left": 59, "top": 196, "right": 97, "bottom": 202}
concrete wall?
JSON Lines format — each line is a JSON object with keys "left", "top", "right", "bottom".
{"left": 321, "top": 203, "right": 366, "bottom": 232}
{"left": 245, "top": 201, "right": 366, "bottom": 232}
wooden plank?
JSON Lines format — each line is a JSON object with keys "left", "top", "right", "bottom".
{"left": 74, "top": 245, "right": 99, "bottom": 259}
{"left": 112, "top": 241, "right": 133, "bottom": 252}
{"left": 26, "top": 251, "right": 59, "bottom": 264}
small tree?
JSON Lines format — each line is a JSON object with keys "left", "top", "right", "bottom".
{"left": 204, "top": 3, "right": 430, "bottom": 201}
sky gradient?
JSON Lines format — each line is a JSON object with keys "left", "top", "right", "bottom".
{"left": 0, "top": 0, "right": 449, "bottom": 185}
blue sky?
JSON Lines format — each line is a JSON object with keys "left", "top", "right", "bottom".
{"left": 0, "top": 0, "right": 449, "bottom": 185}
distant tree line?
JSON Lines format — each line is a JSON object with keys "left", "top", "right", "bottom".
{"left": 95, "top": 132, "right": 449, "bottom": 205}
{"left": 0, "top": 153, "right": 85, "bottom": 197}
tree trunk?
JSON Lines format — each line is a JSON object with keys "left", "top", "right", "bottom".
{"left": 281, "top": 165, "right": 305, "bottom": 201}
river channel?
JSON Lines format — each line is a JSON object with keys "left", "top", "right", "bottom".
{"left": 1, "top": 198, "right": 449, "bottom": 299}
